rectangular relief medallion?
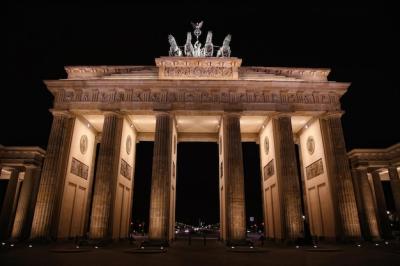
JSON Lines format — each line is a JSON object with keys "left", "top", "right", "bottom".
{"left": 120, "top": 158, "right": 132, "bottom": 180}
{"left": 264, "top": 159, "right": 274, "bottom": 180}
{"left": 306, "top": 158, "right": 324, "bottom": 180}
{"left": 71, "top": 157, "right": 89, "bottom": 180}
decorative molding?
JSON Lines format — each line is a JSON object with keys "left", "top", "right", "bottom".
{"left": 305, "top": 158, "right": 324, "bottom": 180}
{"left": 120, "top": 158, "right": 132, "bottom": 180}
{"left": 264, "top": 159, "right": 274, "bottom": 180}
{"left": 71, "top": 157, "right": 89, "bottom": 180}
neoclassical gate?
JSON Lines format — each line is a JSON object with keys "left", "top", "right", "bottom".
{"left": 27, "top": 54, "right": 364, "bottom": 243}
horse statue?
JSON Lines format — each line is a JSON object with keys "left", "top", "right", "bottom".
{"left": 202, "top": 31, "right": 214, "bottom": 57}
{"left": 216, "top": 34, "right": 231, "bottom": 57}
{"left": 184, "top": 32, "right": 194, "bottom": 57}
{"left": 168, "top": 34, "right": 182, "bottom": 56}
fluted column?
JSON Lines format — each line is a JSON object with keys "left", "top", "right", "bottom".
{"left": 371, "top": 170, "right": 392, "bottom": 239}
{"left": 222, "top": 113, "right": 246, "bottom": 242}
{"left": 320, "top": 113, "right": 361, "bottom": 240}
{"left": 0, "top": 168, "right": 21, "bottom": 240}
{"left": 352, "top": 168, "right": 380, "bottom": 240}
{"left": 30, "top": 111, "right": 75, "bottom": 239}
{"left": 89, "top": 112, "right": 123, "bottom": 239}
{"left": 388, "top": 167, "right": 400, "bottom": 215}
{"left": 11, "top": 166, "right": 41, "bottom": 239}
{"left": 148, "top": 113, "right": 173, "bottom": 242}
{"left": 272, "top": 115, "right": 303, "bottom": 241}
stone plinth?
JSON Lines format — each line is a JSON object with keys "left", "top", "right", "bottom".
{"left": 155, "top": 57, "right": 242, "bottom": 80}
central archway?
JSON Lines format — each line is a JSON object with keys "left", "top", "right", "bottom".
{"left": 176, "top": 142, "right": 219, "bottom": 233}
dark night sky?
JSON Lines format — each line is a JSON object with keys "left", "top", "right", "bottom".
{"left": 4, "top": 4, "right": 399, "bottom": 226}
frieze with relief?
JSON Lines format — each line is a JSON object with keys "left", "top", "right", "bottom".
{"left": 55, "top": 88, "right": 340, "bottom": 106}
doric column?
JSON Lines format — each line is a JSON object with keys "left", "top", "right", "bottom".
{"left": 89, "top": 112, "right": 123, "bottom": 239}
{"left": 148, "top": 113, "right": 173, "bottom": 242}
{"left": 30, "top": 111, "right": 75, "bottom": 239}
{"left": 352, "top": 168, "right": 380, "bottom": 240}
{"left": 221, "top": 113, "right": 246, "bottom": 242}
{"left": 371, "top": 170, "right": 392, "bottom": 239}
{"left": 388, "top": 167, "right": 400, "bottom": 215}
{"left": 11, "top": 166, "right": 41, "bottom": 239}
{"left": 272, "top": 115, "right": 303, "bottom": 241}
{"left": 319, "top": 113, "right": 361, "bottom": 240}
{"left": 0, "top": 168, "right": 21, "bottom": 240}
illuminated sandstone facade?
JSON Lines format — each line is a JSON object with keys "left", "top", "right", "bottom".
{"left": 348, "top": 144, "right": 400, "bottom": 240}
{"left": 0, "top": 146, "right": 45, "bottom": 240}
{"left": 2, "top": 56, "right": 376, "bottom": 243}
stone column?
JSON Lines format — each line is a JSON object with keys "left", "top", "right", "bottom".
{"left": 148, "top": 113, "right": 173, "bottom": 242}
{"left": 89, "top": 112, "right": 123, "bottom": 240}
{"left": 388, "top": 167, "right": 400, "bottom": 215}
{"left": 371, "top": 170, "right": 392, "bottom": 239}
{"left": 272, "top": 115, "right": 303, "bottom": 241}
{"left": 352, "top": 168, "right": 380, "bottom": 240}
{"left": 30, "top": 111, "right": 75, "bottom": 240}
{"left": 221, "top": 113, "right": 246, "bottom": 242}
{"left": 11, "top": 166, "right": 41, "bottom": 239}
{"left": 0, "top": 168, "right": 21, "bottom": 240}
{"left": 320, "top": 113, "right": 361, "bottom": 240}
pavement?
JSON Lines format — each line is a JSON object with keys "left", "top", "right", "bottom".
{"left": 1, "top": 238, "right": 399, "bottom": 266}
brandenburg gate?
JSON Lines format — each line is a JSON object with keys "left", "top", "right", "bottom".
{"left": 10, "top": 23, "right": 371, "bottom": 244}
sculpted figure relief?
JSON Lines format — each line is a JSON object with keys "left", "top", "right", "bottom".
{"left": 217, "top": 34, "right": 231, "bottom": 58}
{"left": 168, "top": 35, "right": 182, "bottom": 57}
{"left": 167, "top": 22, "right": 231, "bottom": 57}
{"left": 184, "top": 32, "right": 194, "bottom": 56}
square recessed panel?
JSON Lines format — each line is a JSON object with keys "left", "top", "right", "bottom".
{"left": 82, "top": 115, "right": 104, "bottom": 132}
{"left": 176, "top": 116, "right": 220, "bottom": 133}
{"left": 291, "top": 116, "right": 313, "bottom": 133}
{"left": 240, "top": 116, "right": 266, "bottom": 133}
{"left": 130, "top": 115, "right": 156, "bottom": 132}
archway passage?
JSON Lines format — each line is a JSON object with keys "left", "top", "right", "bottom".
{"left": 242, "top": 143, "right": 263, "bottom": 236}
{"left": 176, "top": 142, "right": 219, "bottom": 228}
{"left": 131, "top": 142, "right": 154, "bottom": 234}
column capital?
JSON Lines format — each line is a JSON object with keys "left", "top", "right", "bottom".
{"left": 320, "top": 111, "right": 345, "bottom": 120}
{"left": 222, "top": 111, "right": 241, "bottom": 118}
{"left": 49, "top": 109, "right": 74, "bottom": 118}
{"left": 102, "top": 110, "right": 124, "bottom": 117}
{"left": 270, "top": 112, "right": 293, "bottom": 119}
{"left": 154, "top": 111, "right": 172, "bottom": 117}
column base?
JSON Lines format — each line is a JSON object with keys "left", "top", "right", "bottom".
{"left": 140, "top": 239, "right": 169, "bottom": 248}
{"left": 226, "top": 239, "right": 253, "bottom": 247}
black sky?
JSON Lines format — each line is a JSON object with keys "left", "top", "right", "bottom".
{"left": 4, "top": 4, "right": 399, "bottom": 226}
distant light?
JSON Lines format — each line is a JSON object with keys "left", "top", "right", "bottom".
{"left": 28, "top": 245, "right": 32, "bottom": 248}
{"left": 302, "top": 215, "right": 306, "bottom": 220}
{"left": 296, "top": 245, "right": 300, "bottom": 249}
{"left": 141, "top": 246, "right": 144, "bottom": 249}
{"left": 184, "top": 229, "right": 189, "bottom": 233}
{"left": 386, "top": 211, "right": 390, "bottom": 215}
{"left": 76, "top": 246, "right": 79, "bottom": 249}
{"left": 313, "top": 245, "right": 317, "bottom": 248}
{"left": 357, "top": 244, "right": 361, "bottom": 247}
{"left": 94, "top": 246, "right": 98, "bottom": 249}
{"left": 231, "top": 246, "right": 235, "bottom": 249}
{"left": 247, "top": 230, "right": 251, "bottom": 233}
{"left": 1, "top": 242, "right": 5, "bottom": 246}
{"left": 385, "top": 241, "right": 389, "bottom": 245}
{"left": 250, "top": 246, "right": 254, "bottom": 249}
{"left": 10, "top": 244, "right": 14, "bottom": 247}
{"left": 160, "top": 246, "right": 164, "bottom": 250}
{"left": 375, "top": 243, "right": 379, "bottom": 246}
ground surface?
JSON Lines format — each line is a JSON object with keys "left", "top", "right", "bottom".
{"left": 1, "top": 238, "right": 399, "bottom": 266}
